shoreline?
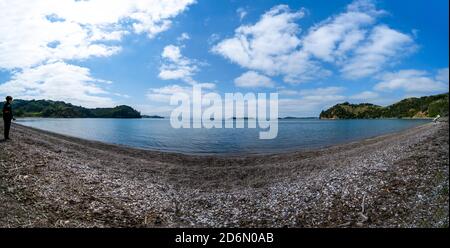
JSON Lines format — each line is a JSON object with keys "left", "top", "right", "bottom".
{"left": 13, "top": 118, "right": 432, "bottom": 157}
{"left": 1, "top": 120, "right": 448, "bottom": 227}
{"left": 11, "top": 120, "right": 432, "bottom": 159}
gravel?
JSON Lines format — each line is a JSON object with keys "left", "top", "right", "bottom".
{"left": 0, "top": 120, "right": 448, "bottom": 227}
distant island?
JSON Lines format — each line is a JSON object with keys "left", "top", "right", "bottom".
{"left": 320, "top": 93, "right": 449, "bottom": 119}
{"left": 142, "top": 115, "right": 164, "bottom": 119}
{"left": 230, "top": 117, "right": 256, "bottom": 120}
{"left": 0, "top": 99, "right": 141, "bottom": 118}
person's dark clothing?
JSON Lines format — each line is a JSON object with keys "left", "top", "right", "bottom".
{"left": 3, "top": 119, "right": 11, "bottom": 140}
{"left": 2, "top": 102, "right": 13, "bottom": 139}
{"left": 3, "top": 102, "right": 12, "bottom": 120}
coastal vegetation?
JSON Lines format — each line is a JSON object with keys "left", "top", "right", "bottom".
{"left": 320, "top": 93, "right": 449, "bottom": 119}
{"left": 0, "top": 99, "right": 141, "bottom": 118}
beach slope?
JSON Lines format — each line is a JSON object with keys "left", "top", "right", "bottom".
{"left": 0, "top": 121, "right": 448, "bottom": 227}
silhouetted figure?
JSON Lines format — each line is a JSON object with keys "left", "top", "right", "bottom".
{"left": 2, "top": 96, "right": 15, "bottom": 140}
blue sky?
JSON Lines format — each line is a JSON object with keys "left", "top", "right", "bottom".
{"left": 0, "top": 0, "right": 448, "bottom": 116}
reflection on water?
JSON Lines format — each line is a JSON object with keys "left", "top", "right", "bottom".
{"left": 17, "top": 118, "right": 430, "bottom": 154}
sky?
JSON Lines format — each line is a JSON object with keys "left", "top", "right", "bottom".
{"left": 0, "top": 0, "right": 448, "bottom": 117}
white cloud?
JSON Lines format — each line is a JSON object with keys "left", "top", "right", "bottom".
{"left": 298, "top": 86, "right": 345, "bottom": 96}
{"left": 158, "top": 45, "right": 217, "bottom": 92}
{"left": 145, "top": 84, "right": 349, "bottom": 117}
{"left": 346, "top": 0, "right": 387, "bottom": 16}
{"left": 212, "top": 5, "right": 328, "bottom": 83}
{"left": 350, "top": 91, "right": 379, "bottom": 100}
{"left": 237, "top": 7, "right": 248, "bottom": 21}
{"left": 162, "top": 45, "right": 184, "bottom": 62}
{"left": 374, "top": 68, "right": 449, "bottom": 93}
{"left": 151, "top": 43, "right": 216, "bottom": 116}
{"left": 207, "top": 33, "right": 221, "bottom": 45}
{"left": 146, "top": 83, "right": 217, "bottom": 118}
{"left": 302, "top": 2, "right": 376, "bottom": 62}
{"left": 177, "top": 32, "right": 191, "bottom": 41}
{"left": 0, "top": 62, "right": 114, "bottom": 107}
{"left": 341, "top": 25, "right": 415, "bottom": 79}
{"left": 213, "top": 0, "right": 416, "bottom": 83}
{"left": 0, "top": 0, "right": 196, "bottom": 69}
{"left": 301, "top": 1, "right": 415, "bottom": 79}
{"left": 159, "top": 45, "right": 199, "bottom": 84}
{"left": 278, "top": 92, "right": 346, "bottom": 117}
{"left": 273, "top": 86, "right": 347, "bottom": 116}
{"left": 436, "top": 68, "right": 450, "bottom": 84}
{"left": 0, "top": 0, "right": 195, "bottom": 107}
{"left": 146, "top": 84, "right": 193, "bottom": 103}
{"left": 277, "top": 89, "right": 299, "bottom": 96}
{"left": 234, "top": 71, "right": 275, "bottom": 88}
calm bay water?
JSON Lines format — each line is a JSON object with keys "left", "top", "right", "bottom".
{"left": 17, "top": 118, "right": 430, "bottom": 155}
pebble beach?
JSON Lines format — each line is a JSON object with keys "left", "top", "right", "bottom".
{"left": 0, "top": 120, "right": 448, "bottom": 227}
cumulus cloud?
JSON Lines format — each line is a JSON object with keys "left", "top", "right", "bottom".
{"left": 152, "top": 44, "right": 216, "bottom": 108}
{"left": 158, "top": 45, "right": 200, "bottom": 84}
{"left": 374, "top": 68, "right": 449, "bottom": 93}
{"left": 212, "top": 5, "right": 328, "bottom": 83}
{"left": 302, "top": 0, "right": 378, "bottom": 62}
{"left": 0, "top": 0, "right": 195, "bottom": 106}
{"left": 340, "top": 25, "right": 415, "bottom": 79}
{"left": 0, "top": 0, "right": 196, "bottom": 69}
{"left": 0, "top": 62, "right": 114, "bottom": 107}
{"left": 234, "top": 71, "right": 275, "bottom": 88}
{"left": 301, "top": 1, "right": 414, "bottom": 79}
{"left": 158, "top": 44, "right": 216, "bottom": 93}
{"left": 213, "top": 0, "right": 416, "bottom": 83}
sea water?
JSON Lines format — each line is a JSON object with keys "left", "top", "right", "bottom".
{"left": 17, "top": 118, "right": 430, "bottom": 155}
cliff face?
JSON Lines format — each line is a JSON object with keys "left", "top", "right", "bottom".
{"left": 320, "top": 93, "right": 449, "bottom": 119}
{"left": 0, "top": 99, "right": 141, "bottom": 118}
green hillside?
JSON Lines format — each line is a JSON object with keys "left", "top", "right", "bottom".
{"left": 320, "top": 93, "right": 449, "bottom": 119}
{"left": 0, "top": 99, "right": 141, "bottom": 118}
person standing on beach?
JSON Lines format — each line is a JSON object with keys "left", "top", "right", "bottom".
{"left": 2, "top": 96, "right": 15, "bottom": 140}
